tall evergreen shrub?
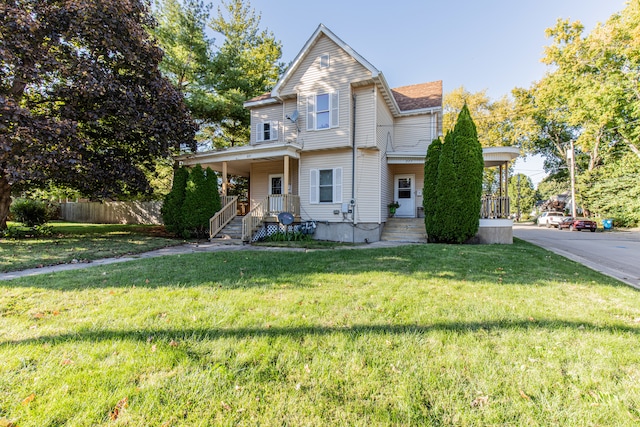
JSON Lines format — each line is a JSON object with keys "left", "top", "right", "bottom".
{"left": 423, "top": 137, "right": 442, "bottom": 242}
{"left": 453, "top": 105, "right": 484, "bottom": 242}
{"left": 427, "top": 105, "right": 484, "bottom": 243}
{"left": 161, "top": 166, "right": 189, "bottom": 235}
{"left": 433, "top": 131, "right": 458, "bottom": 242}
{"left": 181, "top": 165, "right": 221, "bottom": 238}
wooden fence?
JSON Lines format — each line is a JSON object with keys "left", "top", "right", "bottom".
{"left": 59, "top": 201, "right": 163, "bottom": 225}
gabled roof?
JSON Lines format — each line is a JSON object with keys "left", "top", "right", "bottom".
{"left": 270, "top": 24, "right": 380, "bottom": 99}
{"left": 244, "top": 24, "right": 442, "bottom": 115}
{"left": 391, "top": 81, "right": 442, "bottom": 112}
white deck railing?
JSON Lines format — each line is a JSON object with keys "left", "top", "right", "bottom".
{"left": 209, "top": 196, "right": 238, "bottom": 239}
{"left": 242, "top": 194, "right": 300, "bottom": 242}
{"left": 481, "top": 195, "right": 510, "bottom": 219}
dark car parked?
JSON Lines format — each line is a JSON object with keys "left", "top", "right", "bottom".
{"left": 558, "top": 217, "right": 597, "bottom": 232}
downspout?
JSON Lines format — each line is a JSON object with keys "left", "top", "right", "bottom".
{"left": 352, "top": 93, "right": 357, "bottom": 243}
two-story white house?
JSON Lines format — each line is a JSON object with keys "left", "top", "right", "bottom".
{"left": 180, "top": 24, "right": 444, "bottom": 243}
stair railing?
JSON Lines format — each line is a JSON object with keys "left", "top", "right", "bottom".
{"left": 242, "top": 194, "right": 300, "bottom": 242}
{"left": 209, "top": 195, "right": 238, "bottom": 239}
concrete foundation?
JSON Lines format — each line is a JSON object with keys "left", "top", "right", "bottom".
{"left": 477, "top": 219, "right": 513, "bottom": 244}
{"left": 313, "top": 221, "right": 383, "bottom": 243}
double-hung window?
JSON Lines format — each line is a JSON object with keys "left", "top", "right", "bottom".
{"left": 307, "top": 92, "right": 339, "bottom": 130}
{"left": 256, "top": 121, "right": 279, "bottom": 143}
{"left": 310, "top": 168, "right": 342, "bottom": 204}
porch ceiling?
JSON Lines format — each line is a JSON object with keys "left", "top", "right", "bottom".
{"left": 177, "top": 142, "right": 302, "bottom": 176}
{"left": 483, "top": 146, "right": 520, "bottom": 167}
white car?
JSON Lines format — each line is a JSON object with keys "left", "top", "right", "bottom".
{"left": 537, "top": 211, "right": 565, "bottom": 228}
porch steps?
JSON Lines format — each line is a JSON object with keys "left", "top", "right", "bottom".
{"left": 211, "top": 216, "right": 243, "bottom": 244}
{"left": 381, "top": 218, "right": 428, "bottom": 243}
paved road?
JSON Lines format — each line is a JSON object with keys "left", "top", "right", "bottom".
{"left": 513, "top": 223, "right": 640, "bottom": 290}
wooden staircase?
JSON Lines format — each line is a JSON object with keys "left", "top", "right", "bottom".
{"left": 380, "top": 218, "right": 428, "bottom": 243}
{"left": 211, "top": 216, "right": 244, "bottom": 244}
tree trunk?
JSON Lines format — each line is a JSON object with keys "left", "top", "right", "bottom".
{"left": 0, "top": 175, "right": 11, "bottom": 230}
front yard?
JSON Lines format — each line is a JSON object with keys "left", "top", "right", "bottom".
{"left": 1, "top": 241, "right": 639, "bottom": 426}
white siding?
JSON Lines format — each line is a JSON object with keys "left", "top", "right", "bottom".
{"left": 299, "top": 150, "right": 352, "bottom": 221}
{"left": 250, "top": 105, "right": 283, "bottom": 145}
{"left": 376, "top": 87, "right": 394, "bottom": 220}
{"left": 280, "top": 34, "right": 373, "bottom": 151}
{"left": 393, "top": 114, "right": 435, "bottom": 153}
{"left": 249, "top": 160, "right": 299, "bottom": 209}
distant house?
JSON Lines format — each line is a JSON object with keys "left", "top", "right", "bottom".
{"left": 179, "top": 24, "right": 517, "bottom": 243}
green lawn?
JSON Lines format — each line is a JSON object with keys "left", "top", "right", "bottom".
{"left": 1, "top": 241, "right": 639, "bottom": 426}
{"left": 0, "top": 222, "right": 185, "bottom": 272}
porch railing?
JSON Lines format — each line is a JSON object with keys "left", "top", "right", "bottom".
{"left": 481, "top": 195, "right": 510, "bottom": 219}
{"left": 209, "top": 195, "right": 238, "bottom": 239}
{"left": 242, "top": 194, "right": 300, "bottom": 242}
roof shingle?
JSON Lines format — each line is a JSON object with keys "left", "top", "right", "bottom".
{"left": 391, "top": 80, "right": 442, "bottom": 111}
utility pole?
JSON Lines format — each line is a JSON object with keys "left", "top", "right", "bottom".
{"left": 568, "top": 140, "right": 577, "bottom": 218}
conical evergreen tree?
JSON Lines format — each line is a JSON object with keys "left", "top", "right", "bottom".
{"left": 453, "top": 104, "right": 484, "bottom": 242}
{"left": 423, "top": 137, "right": 442, "bottom": 242}
{"left": 181, "top": 165, "right": 221, "bottom": 238}
{"left": 161, "top": 166, "right": 189, "bottom": 235}
{"left": 433, "top": 131, "right": 458, "bottom": 243}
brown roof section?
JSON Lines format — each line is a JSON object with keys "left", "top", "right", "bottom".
{"left": 246, "top": 92, "right": 273, "bottom": 103}
{"left": 391, "top": 80, "right": 442, "bottom": 112}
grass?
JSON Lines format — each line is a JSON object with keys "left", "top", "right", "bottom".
{"left": 0, "top": 222, "right": 185, "bottom": 272}
{"left": 1, "top": 240, "right": 640, "bottom": 426}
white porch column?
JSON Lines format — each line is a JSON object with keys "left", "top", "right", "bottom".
{"left": 283, "top": 155, "right": 290, "bottom": 195}
{"left": 222, "top": 161, "right": 228, "bottom": 196}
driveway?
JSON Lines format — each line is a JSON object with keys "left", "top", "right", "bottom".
{"left": 513, "top": 223, "right": 640, "bottom": 290}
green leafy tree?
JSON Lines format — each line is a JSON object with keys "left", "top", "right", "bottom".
{"left": 161, "top": 166, "right": 190, "bottom": 235}
{"left": 207, "top": 0, "right": 284, "bottom": 148}
{"left": 0, "top": 0, "right": 197, "bottom": 229}
{"left": 508, "top": 174, "right": 538, "bottom": 219}
{"left": 181, "top": 165, "right": 221, "bottom": 238}
{"left": 423, "top": 137, "right": 442, "bottom": 242}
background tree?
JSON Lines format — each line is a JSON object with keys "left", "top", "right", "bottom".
{"left": 508, "top": 174, "right": 538, "bottom": 219}
{"left": 423, "top": 137, "right": 442, "bottom": 242}
{"left": 207, "top": 0, "right": 284, "bottom": 148}
{"left": 0, "top": 0, "right": 197, "bottom": 229}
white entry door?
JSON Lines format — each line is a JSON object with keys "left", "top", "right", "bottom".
{"left": 269, "top": 174, "right": 284, "bottom": 212}
{"left": 394, "top": 174, "right": 415, "bottom": 218}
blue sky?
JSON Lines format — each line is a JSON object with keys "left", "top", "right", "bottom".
{"left": 243, "top": 0, "right": 628, "bottom": 185}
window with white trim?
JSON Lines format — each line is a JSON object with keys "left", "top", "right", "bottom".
{"left": 256, "top": 121, "right": 279, "bottom": 142}
{"left": 307, "top": 91, "right": 339, "bottom": 130}
{"left": 319, "top": 54, "right": 330, "bottom": 68}
{"left": 310, "top": 168, "right": 342, "bottom": 204}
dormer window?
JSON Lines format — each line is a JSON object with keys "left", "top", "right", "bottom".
{"left": 307, "top": 91, "right": 339, "bottom": 130}
{"left": 256, "top": 121, "right": 279, "bottom": 142}
{"left": 320, "top": 54, "right": 330, "bottom": 68}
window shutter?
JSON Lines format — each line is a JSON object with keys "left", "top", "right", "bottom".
{"left": 256, "top": 123, "right": 263, "bottom": 143}
{"left": 333, "top": 167, "right": 342, "bottom": 203}
{"left": 307, "top": 95, "right": 315, "bottom": 130}
{"left": 331, "top": 91, "right": 339, "bottom": 128}
{"left": 310, "top": 169, "right": 319, "bottom": 204}
{"left": 271, "top": 121, "right": 278, "bottom": 140}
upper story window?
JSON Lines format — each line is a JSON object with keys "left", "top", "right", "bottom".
{"left": 319, "top": 54, "right": 330, "bottom": 68}
{"left": 307, "top": 91, "right": 339, "bottom": 131}
{"left": 256, "top": 121, "right": 279, "bottom": 142}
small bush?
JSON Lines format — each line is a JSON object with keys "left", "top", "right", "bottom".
{"left": 10, "top": 199, "right": 49, "bottom": 227}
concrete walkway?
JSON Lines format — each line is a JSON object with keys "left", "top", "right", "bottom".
{"left": 1, "top": 240, "right": 414, "bottom": 281}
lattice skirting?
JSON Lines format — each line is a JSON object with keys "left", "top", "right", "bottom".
{"left": 252, "top": 221, "right": 317, "bottom": 242}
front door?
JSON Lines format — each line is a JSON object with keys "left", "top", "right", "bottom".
{"left": 269, "top": 174, "right": 284, "bottom": 212}
{"left": 394, "top": 174, "right": 415, "bottom": 218}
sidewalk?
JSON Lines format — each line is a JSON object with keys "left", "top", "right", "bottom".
{"left": 1, "top": 240, "right": 412, "bottom": 281}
